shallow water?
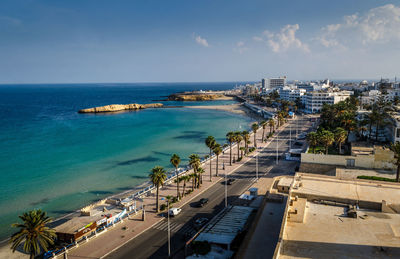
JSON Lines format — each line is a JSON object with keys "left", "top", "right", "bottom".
{"left": 0, "top": 82, "right": 252, "bottom": 240}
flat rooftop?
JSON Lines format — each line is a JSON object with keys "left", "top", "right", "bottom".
{"left": 279, "top": 202, "right": 400, "bottom": 258}
{"left": 55, "top": 204, "right": 123, "bottom": 234}
{"left": 292, "top": 173, "right": 400, "bottom": 207}
{"left": 196, "top": 206, "right": 253, "bottom": 245}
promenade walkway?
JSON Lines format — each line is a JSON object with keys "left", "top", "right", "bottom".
{"left": 1, "top": 115, "right": 293, "bottom": 259}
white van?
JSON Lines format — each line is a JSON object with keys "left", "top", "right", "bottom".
{"left": 168, "top": 208, "right": 182, "bottom": 217}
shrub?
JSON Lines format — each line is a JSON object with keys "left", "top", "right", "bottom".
{"left": 357, "top": 175, "right": 397, "bottom": 182}
{"left": 172, "top": 196, "right": 178, "bottom": 203}
{"left": 249, "top": 147, "right": 256, "bottom": 153}
{"left": 160, "top": 204, "right": 166, "bottom": 211}
{"left": 237, "top": 157, "right": 242, "bottom": 162}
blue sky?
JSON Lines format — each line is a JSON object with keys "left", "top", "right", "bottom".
{"left": 1, "top": 0, "right": 400, "bottom": 83}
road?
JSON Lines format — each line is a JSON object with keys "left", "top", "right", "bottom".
{"left": 105, "top": 115, "right": 314, "bottom": 259}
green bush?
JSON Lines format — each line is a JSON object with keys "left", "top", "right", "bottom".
{"left": 192, "top": 241, "right": 211, "bottom": 255}
{"left": 172, "top": 196, "right": 178, "bottom": 203}
{"left": 237, "top": 157, "right": 242, "bottom": 162}
{"left": 249, "top": 147, "right": 256, "bottom": 153}
{"left": 357, "top": 175, "right": 397, "bottom": 182}
{"left": 160, "top": 204, "right": 166, "bottom": 211}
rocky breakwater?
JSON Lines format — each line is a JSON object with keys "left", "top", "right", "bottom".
{"left": 78, "top": 103, "right": 163, "bottom": 113}
{"left": 167, "top": 93, "right": 228, "bottom": 101}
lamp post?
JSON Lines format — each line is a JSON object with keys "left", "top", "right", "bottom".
{"left": 161, "top": 197, "right": 171, "bottom": 257}
{"left": 225, "top": 170, "right": 228, "bottom": 208}
{"left": 256, "top": 153, "right": 258, "bottom": 181}
{"left": 276, "top": 130, "right": 279, "bottom": 165}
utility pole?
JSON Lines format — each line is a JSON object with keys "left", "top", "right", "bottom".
{"left": 276, "top": 131, "right": 279, "bottom": 165}
{"left": 225, "top": 171, "right": 228, "bottom": 208}
{"left": 256, "top": 153, "right": 258, "bottom": 181}
{"left": 167, "top": 200, "right": 171, "bottom": 258}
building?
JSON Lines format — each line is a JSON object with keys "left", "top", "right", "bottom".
{"left": 304, "top": 91, "right": 353, "bottom": 113}
{"left": 360, "top": 90, "right": 381, "bottom": 106}
{"left": 274, "top": 173, "right": 400, "bottom": 258}
{"left": 262, "top": 77, "right": 286, "bottom": 90}
{"left": 300, "top": 142, "right": 395, "bottom": 174}
{"left": 279, "top": 87, "right": 306, "bottom": 103}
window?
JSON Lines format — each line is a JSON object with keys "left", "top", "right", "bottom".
{"left": 346, "top": 159, "right": 355, "bottom": 167}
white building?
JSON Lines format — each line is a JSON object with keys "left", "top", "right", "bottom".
{"left": 360, "top": 90, "right": 381, "bottom": 106}
{"left": 279, "top": 86, "right": 306, "bottom": 103}
{"left": 262, "top": 77, "right": 286, "bottom": 90}
{"left": 305, "top": 91, "right": 353, "bottom": 113}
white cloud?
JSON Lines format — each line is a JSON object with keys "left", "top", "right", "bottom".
{"left": 254, "top": 24, "right": 309, "bottom": 53}
{"left": 319, "top": 4, "right": 400, "bottom": 48}
{"left": 193, "top": 34, "right": 209, "bottom": 47}
{"left": 233, "top": 41, "right": 248, "bottom": 54}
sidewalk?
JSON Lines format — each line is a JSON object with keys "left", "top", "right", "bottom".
{"left": 2, "top": 118, "right": 292, "bottom": 259}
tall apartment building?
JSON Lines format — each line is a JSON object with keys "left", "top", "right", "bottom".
{"left": 262, "top": 77, "right": 286, "bottom": 90}
{"left": 279, "top": 87, "right": 306, "bottom": 103}
{"left": 305, "top": 91, "right": 353, "bottom": 113}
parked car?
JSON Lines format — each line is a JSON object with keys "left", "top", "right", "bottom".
{"left": 297, "top": 133, "right": 307, "bottom": 140}
{"left": 168, "top": 208, "right": 182, "bottom": 216}
{"left": 227, "top": 178, "right": 236, "bottom": 185}
{"left": 195, "top": 198, "right": 209, "bottom": 207}
{"left": 194, "top": 217, "right": 209, "bottom": 230}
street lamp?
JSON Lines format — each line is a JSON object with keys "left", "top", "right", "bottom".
{"left": 225, "top": 170, "right": 228, "bottom": 208}
{"left": 276, "top": 130, "right": 279, "bottom": 165}
{"left": 161, "top": 197, "right": 171, "bottom": 257}
{"left": 256, "top": 153, "right": 259, "bottom": 179}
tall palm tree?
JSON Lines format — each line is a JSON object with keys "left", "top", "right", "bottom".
{"left": 149, "top": 166, "right": 167, "bottom": 212}
{"left": 260, "top": 120, "right": 267, "bottom": 142}
{"left": 189, "top": 173, "right": 196, "bottom": 191}
{"left": 251, "top": 123, "right": 259, "bottom": 147}
{"left": 235, "top": 131, "right": 243, "bottom": 160}
{"left": 226, "top": 132, "right": 235, "bottom": 166}
{"left": 334, "top": 128, "right": 348, "bottom": 154}
{"left": 180, "top": 175, "right": 189, "bottom": 197}
{"left": 197, "top": 167, "right": 205, "bottom": 187}
{"left": 189, "top": 154, "right": 201, "bottom": 189}
{"left": 306, "top": 132, "right": 319, "bottom": 154}
{"left": 319, "top": 130, "right": 334, "bottom": 155}
{"left": 268, "top": 118, "right": 275, "bottom": 134}
{"left": 241, "top": 131, "right": 250, "bottom": 155}
{"left": 170, "top": 154, "right": 181, "bottom": 199}
{"left": 213, "top": 144, "right": 222, "bottom": 177}
{"left": 390, "top": 142, "right": 400, "bottom": 182}
{"left": 10, "top": 210, "right": 56, "bottom": 259}
{"left": 205, "top": 136, "right": 216, "bottom": 181}
{"left": 239, "top": 147, "right": 245, "bottom": 158}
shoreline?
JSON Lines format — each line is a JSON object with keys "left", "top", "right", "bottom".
{"left": 0, "top": 99, "right": 263, "bottom": 247}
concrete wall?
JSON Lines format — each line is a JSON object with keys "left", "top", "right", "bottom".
{"left": 301, "top": 151, "right": 395, "bottom": 170}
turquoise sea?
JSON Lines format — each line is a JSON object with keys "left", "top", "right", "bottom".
{"left": 0, "top": 83, "right": 253, "bottom": 240}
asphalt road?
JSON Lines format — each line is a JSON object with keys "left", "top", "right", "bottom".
{"left": 105, "top": 115, "right": 313, "bottom": 259}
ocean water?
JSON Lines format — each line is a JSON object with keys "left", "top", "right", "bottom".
{"left": 0, "top": 83, "right": 252, "bottom": 240}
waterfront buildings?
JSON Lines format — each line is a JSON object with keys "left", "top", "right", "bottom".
{"left": 304, "top": 90, "right": 353, "bottom": 113}
{"left": 262, "top": 77, "right": 286, "bottom": 91}
{"left": 274, "top": 173, "right": 400, "bottom": 258}
{"left": 278, "top": 87, "right": 306, "bottom": 103}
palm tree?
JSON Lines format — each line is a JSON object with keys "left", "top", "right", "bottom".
{"left": 268, "top": 118, "right": 275, "bottom": 134}
{"left": 306, "top": 132, "right": 319, "bottom": 154}
{"left": 226, "top": 132, "right": 235, "bottom": 166}
{"left": 251, "top": 123, "right": 259, "bottom": 147}
{"left": 260, "top": 120, "right": 267, "bottom": 142}
{"left": 319, "top": 130, "right": 334, "bottom": 155}
{"left": 180, "top": 175, "right": 189, "bottom": 197}
{"left": 10, "top": 210, "right": 56, "bottom": 259}
{"left": 205, "top": 136, "right": 216, "bottom": 181}
{"left": 239, "top": 147, "right": 245, "bottom": 158}
{"left": 149, "top": 166, "right": 167, "bottom": 212}
{"left": 170, "top": 154, "right": 181, "bottom": 199}
{"left": 242, "top": 131, "right": 250, "bottom": 155}
{"left": 189, "top": 154, "right": 200, "bottom": 189}
{"left": 334, "top": 128, "right": 348, "bottom": 154}
{"left": 197, "top": 167, "right": 205, "bottom": 187}
{"left": 235, "top": 131, "right": 243, "bottom": 160}
{"left": 189, "top": 173, "right": 196, "bottom": 191}
{"left": 390, "top": 142, "right": 400, "bottom": 182}
{"left": 213, "top": 143, "right": 222, "bottom": 177}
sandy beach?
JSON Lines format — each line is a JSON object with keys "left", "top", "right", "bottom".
{"left": 183, "top": 103, "right": 263, "bottom": 120}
